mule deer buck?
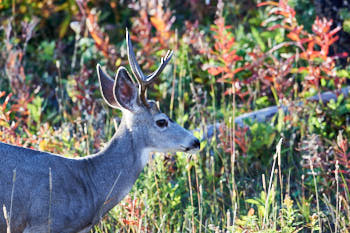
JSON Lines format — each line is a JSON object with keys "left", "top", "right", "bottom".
{"left": 0, "top": 30, "right": 200, "bottom": 233}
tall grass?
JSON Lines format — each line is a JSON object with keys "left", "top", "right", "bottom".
{"left": 0, "top": 0, "right": 349, "bottom": 232}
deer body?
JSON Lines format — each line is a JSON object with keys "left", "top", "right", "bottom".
{"left": 0, "top": 116, "right": 162, "bottom": 233}
{"left": 0, "top": 142, "right": 100, "bottom": 233}
{"left": 0, "top": 31, "right": 200, "bottom": 233}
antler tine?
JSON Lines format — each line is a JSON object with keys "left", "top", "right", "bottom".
{"left": 126, "top": 28, "right": 145, "bottom": 83}
{"left": 139, "top": 50, "right": 173, "bottom": 107}
{"left": 126, "top": 29, "right": 173, "bottom": 107}
{"left": 126, "top": 29, "right": 149, "bottom": 106}
{"left": 145, "top": 50, "right": 173, "bottom": 83}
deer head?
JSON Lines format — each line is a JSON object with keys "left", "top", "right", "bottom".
{"left": 96, "top": 30, "right": 200, "bottom": 155}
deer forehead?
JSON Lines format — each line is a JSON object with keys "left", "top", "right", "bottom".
{"left": 122, "top": 108, "right": 162, "bottom": 125}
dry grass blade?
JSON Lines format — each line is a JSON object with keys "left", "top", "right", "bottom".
{"left": 263, "top": 138, "right": 283, "bottom": 228}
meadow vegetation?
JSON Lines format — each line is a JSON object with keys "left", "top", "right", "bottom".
{"left": 0, "top": 0, "right": 350, "bottom": 232}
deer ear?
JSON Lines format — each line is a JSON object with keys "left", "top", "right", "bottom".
{"left": 97, "top": 64, "right": 121, "bottom": 109}
{"left": 114, "top": 67, "right": 139, "bottom": 111}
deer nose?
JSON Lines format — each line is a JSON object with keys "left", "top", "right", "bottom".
{"left": 192, "top": 138, "right": 200, "bottom": 149}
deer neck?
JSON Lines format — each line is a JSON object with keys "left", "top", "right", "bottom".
{"left": 87, "top": 118, "right": 150, "bottom": 220}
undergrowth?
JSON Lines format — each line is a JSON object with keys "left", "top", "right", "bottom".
{"left": 0, "top": 0, "right": 350, "bottom": 232}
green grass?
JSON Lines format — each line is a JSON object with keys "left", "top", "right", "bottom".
{"left": 1, "top": 0, "right": 350, "bottom": 232}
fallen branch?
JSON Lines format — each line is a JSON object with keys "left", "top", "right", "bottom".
{"left": 235, "top": 86, "right": 350, "bottom": 127}
{"left": 201, "top": 86, "right": 350, "bottom": 140}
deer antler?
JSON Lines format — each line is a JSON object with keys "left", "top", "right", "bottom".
{"left": 126, "top": 29, "right": 173, "bottom": 107}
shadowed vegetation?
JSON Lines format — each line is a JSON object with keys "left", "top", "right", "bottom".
{"left": 0, "top": 0, "right": 350, "bottom": 232}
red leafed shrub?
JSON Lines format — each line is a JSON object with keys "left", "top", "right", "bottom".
{"left": 182, "top": 20, "right": 211, "bottom": 69}
{"left": 246, "top": 48, "right": 295, "bottom": 101}
{"left": 3, "top": 18, "right": 39, "bottom": 97}
{"left": 68, "top": 65, "right": 98, "bottom": 116}
{"left": 334, "top": 132, "right": 350, "bottom": 186}
{"left": 119, "top": 196, "right": 146, "bottom": 230}
{"left": 66, "top": 64, "right": 103, "bottom": 152}
{"left": 218, "top": 123, "right": 248, "bottom": 155}
{"left": 0, "top": 92, "right": 35, "bottom": 147}
{"left": 76, "top": 0, "right": 118, "bottom": 64}
{"left": 203, "top": 0, "right": 245, "bottom": 97}
{"left": 258, "top": 0, "right": 347, "bottom": 93}
{"left": 0, "top": 92, "right": 67, "bottom": 153}
{"left": 129, "top": 0, "right": 175, "bottom": 69}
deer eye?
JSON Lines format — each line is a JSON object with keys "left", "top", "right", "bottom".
{"left": 156, "top": 119, "right": 168, "bottom": 128}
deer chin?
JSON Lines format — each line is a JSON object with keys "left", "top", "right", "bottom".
{"left": 186, "top": 147, "right": 200, "bottom": 154}
{"left": 179, "top": 145, "right": 199, "bottom": 154}
{"left": 145, "top": 146, "right": 198, "bottom": 154}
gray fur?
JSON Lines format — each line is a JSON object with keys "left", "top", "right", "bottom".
{"left": 0, "top": 64, "right": 199, "bottom": 232}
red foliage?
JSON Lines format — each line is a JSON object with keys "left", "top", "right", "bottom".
{"left": 218, "top": 123, "right": 248, "bottom": 154}
{"left": 67, "top": 65, "right": 102, "bottom": 151}
{"left": 0, "top": 92, "right": 37, "bottom": 148}
{"left": 69, "top": 65, "right": 98, "bottom": 115}
{"left": 182, "top": 20, "right": 200, "bottom": 45}
{"left": 129, "top": 0, "right": 175, "bottom": 69}
{"left": 149, "top": 3, "right": 175, "bottom": 47}
{"left": 258, "top": 0, "right": 347, "bottom": 92}
{"left": 334, "top": 133, "right": 350, "bottom": 186}
{"left": 246, "top": 48, "right": 294, "bottom": 100}
{"left": 203, "top": 0, "right": 245, "bottom": 97}
{"left": 76, "top": 0, "right": 118, "bottom": 64}
{"left": 3, "top": 18, "right": 39, "bottom": 97}
{"left": 119, "top": 196, "right": 146, "bottom": 230}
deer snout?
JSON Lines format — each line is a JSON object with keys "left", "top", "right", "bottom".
{"left": 192, "top": 138, "right": 200, "bottom": 149}
{"left": 184, "top": 138, "right": 200, "bottom": 152}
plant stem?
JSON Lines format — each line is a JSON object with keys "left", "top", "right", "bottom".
{"left": 309, "top": 157, "right": 322, "bottom": 233}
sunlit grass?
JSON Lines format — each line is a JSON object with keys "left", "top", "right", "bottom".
{"left": 0, "top": 0, "right": 350, "bottom": 232}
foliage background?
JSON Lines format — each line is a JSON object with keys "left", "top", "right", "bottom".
{"left": 0, "top": 0, "right": 350, "bottom": 232}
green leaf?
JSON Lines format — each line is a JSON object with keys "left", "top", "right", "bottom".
{"left": 246, "top": 199, "right": 261, "bottom": 205}
{"left": 343, "top": 19, "right": 350, "bottom": 33}
{"left": 28, "top": 96, "right": 43, "bottom": 125}
{"left": 337, "top": 69, "right": 350, "bottom": 78}
{"left": 59, "top": 15, "right": 71, "bottom": 38}
{"left": 251, "top": 27, "right": 266, "bottom": 51}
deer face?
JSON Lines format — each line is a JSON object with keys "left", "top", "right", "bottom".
{"left": 139, "top": 102, "right": 200, "bottom": 153}
{"left": 96, "top": 30, "right": 200, "bottom": 154}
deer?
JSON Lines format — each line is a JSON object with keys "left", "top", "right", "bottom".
{"left": 0, "top": 30, "right": 200, "bottom": 233}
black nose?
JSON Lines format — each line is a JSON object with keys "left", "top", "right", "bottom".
{"left": 192, "top": 138, "right": 200, "bottom": 149}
